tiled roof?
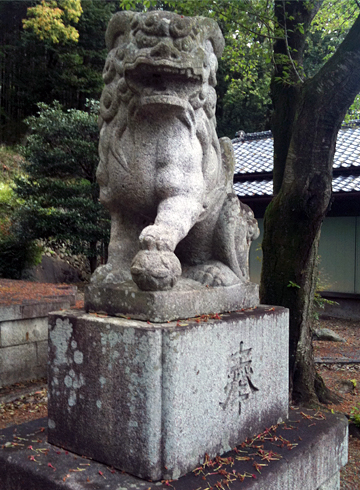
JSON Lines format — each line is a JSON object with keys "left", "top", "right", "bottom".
{"left": 233, "top": 132, "right": 273, "bottom": 174}
{"left": 234, "top": 175, "right": 360, "bottom": 197}
{"left": 232, "top": 123, "right": 360, "bottom": 197}
{"left": 233, "top": 124, "right": 360, "bottom": 175}
{"left": 233, "top": 180, "right": 273, "bottom": 197}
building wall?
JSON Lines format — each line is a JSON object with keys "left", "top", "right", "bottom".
{"left": 249, "top": 217, "right": 360, "bottom": 295}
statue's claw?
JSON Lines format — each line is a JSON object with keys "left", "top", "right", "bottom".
{"left": 183, "top": 261, "right": 240, "bottom": 287}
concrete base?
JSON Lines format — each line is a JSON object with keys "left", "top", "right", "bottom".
{"left": 318, "top": 293, "right": 360, "bottom": 321}
{"left": 0, "top": 410, "right": 348, "bottom": 489}
{"left": 47, "top": 307, "right": 288, "bottom": 481}
{"left": 84, "top": 278, "right": 259, "bottom": 322}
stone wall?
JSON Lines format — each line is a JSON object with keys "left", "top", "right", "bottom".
{"left": 0, "top": 295, "right": 76, "bottom": 388}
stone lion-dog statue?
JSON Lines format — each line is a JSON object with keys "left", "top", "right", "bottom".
{"left": 92, "top": 10, "right": 259, "bottom": 292}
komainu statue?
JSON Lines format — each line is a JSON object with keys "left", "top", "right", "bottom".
{"left": 92, "top": 10, "right": 259, "bottom": 293}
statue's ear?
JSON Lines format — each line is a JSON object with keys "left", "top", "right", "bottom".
{"left": 105, "top": 11, "right": 136, "bottom": 50}
{"left": 197, "top": 17, "right": 225, "bottom": 59}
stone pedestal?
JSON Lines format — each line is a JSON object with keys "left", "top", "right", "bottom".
{"left": 47, "top": 306, "right": 288, "bottom": 481}
{"left": 85, "top": 278, "right": 259, "bottom": 322}
{"left": 0, "top": 410, "right": 348, "bottom": 490}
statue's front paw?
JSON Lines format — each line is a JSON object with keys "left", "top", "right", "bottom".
{"left": 131, "top": 250, "right": 181, "bottom": 291}
{"left": 139, "top": 225, "right": 175, "bottom": 252}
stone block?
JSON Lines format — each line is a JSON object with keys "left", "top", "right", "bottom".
{"left": 0, "top": 317, "right": 48, "bottom": 347}
{"left": 318, "top": 473, "right": 340, "bottom": 490}
{"left": 0, "top": 298, "right": 74, "bottom": 323}
{"left": 0, "top": 411, "right": 348, "bottom": 490}
{"left": 36, "top": 340, "right": 48, "bottom": 367}
{"left": 85, "top": 279, "right": 259, "bottom": 322}
{"left": 47, "top": 306, "right": 289, "bottom": 481}
{"left": 0, "top": 343, "right": 46, "bottom": 387}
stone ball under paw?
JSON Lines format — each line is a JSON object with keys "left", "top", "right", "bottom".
{"left": 130, "top": 250, "right": 182, "bottom": 291}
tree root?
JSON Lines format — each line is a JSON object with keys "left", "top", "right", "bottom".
{"left": 314, "top": 372, "right": 343, "bottom": 405}
{"left": 291, "top": 372, "right": 343, "bottom": 406}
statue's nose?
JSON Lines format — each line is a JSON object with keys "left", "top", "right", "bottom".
{"left": 150, "top": 41, "right": 180, "bottom": 60}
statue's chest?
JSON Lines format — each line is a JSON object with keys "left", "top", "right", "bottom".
{"left": 123, "top": 114, "right": 201, "bottom": 172}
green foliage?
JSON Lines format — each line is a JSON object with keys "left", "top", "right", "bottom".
{"left": 118, "top": 0, "right": 360, "bottom": 134}
{"left": 15, "top": 101, "right": 110, "bottom": 270}
{"left": 312, "top": 293, "right": 339, "bottom": 321}
{"left": 0, "top": 233, "right": 42, "bottom": 279}
{"left": 2, "top": 0, "right": 360, "bottom": 144}
{"left": 305, "top": 0, "right": 360, "bottom": 121}
{"left": 0, "top": 183, "right": 15, "bottom": 208}
{"left": 22, "top": 0, "right": 82, "bottom": 44}
{"left": 0, "top": 0, "right": 116, "bottom": 144}
{"left": 313, "top": 262, "right": 339, "bottom": 320}
{"left": 0, "top": 180, "right": 42, "bottom": 279}
{"left": 350, "top": 404, "right": 360, "bottom": 428}
{"left": 287, "top": 280, "right": 300, "bottom": 289}
{"left": 345, "top": 94, "right": 360, "bottom": 122}
{"left": 0, "top": 182, "right": 22, "bottom": 227}
{"left": 313, "top": 292, "right": 338, "bottom": 312}
{"left": 312, "top": 0, "right": 359, "bottom": 42}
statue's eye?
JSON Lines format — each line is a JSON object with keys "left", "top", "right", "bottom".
{"left": 181, "top": 37, "right": 193, "bottom": 52}
{"left": 145, "top": 15, "right": 156, "bottom": 27}
{"left": 169, "top": 17, "right": 193, "bottom": 38}
{"left": 141, "top": 13, "right": 161, "bottom": 34}
{"left": 116, "top": 44, "right": 127, "bottom": 61}
{"left": 135, "top": 32, "right": 159, "bottom": 48}
{"left": 130, "top": 17, "right": 140, "bottom": 31}
{"left": 173, "top": 37, "right": 193, "bottom": 53}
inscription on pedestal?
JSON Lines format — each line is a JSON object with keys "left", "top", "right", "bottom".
{"left": 220, "top": 341, "right": 259, "bottom": 414}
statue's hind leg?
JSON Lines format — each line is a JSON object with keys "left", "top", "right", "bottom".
{"left": 182, "top": 193, "right": 259, "bottom": 287}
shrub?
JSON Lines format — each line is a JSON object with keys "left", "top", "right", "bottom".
{"left": 0, "top": 232, "right": 42, "bottom": 279}
{"left": 15, "top": 101, "right": 110, "bottom": 272}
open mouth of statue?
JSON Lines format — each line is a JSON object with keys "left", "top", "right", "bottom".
{"left": 124, "top": 61, "right": 202, "bottom": 98}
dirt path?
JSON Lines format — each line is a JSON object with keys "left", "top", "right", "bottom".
{"left": 313, "top": 318, "right": 360, "bottom": 489}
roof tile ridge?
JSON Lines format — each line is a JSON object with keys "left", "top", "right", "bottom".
{"left": 232, "top": 129, "right": 273, "bottom": 143}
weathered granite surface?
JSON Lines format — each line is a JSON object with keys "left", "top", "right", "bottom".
{"left": 47, "top": 306, "right": 288, "bottom": 481}
{"left": 86, "top": 10, "right": 259, "bottom": 317}
{"left": 85, "top": 277, "right": 259, "bottom": 322}
{"left": 0, "top": 410, "right": 347, "bottom": 489}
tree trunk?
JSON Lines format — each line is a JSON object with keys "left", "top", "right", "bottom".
{"left": 260, "top": 5, "right": 360, "bottom": 404}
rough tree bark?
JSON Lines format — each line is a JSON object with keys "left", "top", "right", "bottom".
{"left": 260, "top": 1, "right": 360, "bottom": 404}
